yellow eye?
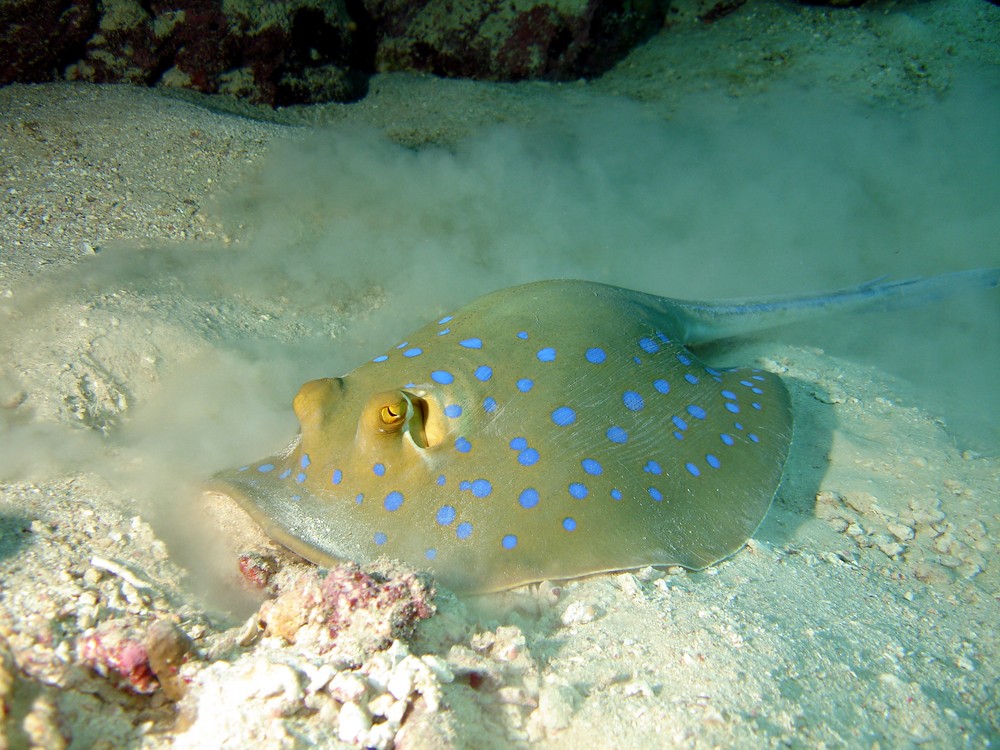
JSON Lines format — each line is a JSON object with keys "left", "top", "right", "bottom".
{"left": 378, "top": 400, "right": 407, "bottom": 430}
{"left": 363, "top": 390, "right": 429, "bottom": 444}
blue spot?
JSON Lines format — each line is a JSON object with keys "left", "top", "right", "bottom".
{"left": 456, "top": 522, "right": 473, "bottom": 540}
{"left": 749, "top": 433, "right": 761, "bottom": 443}
{"left": 432, "top": 370, "right": 454, "bottom": 385}
{"left": 355, "top": 493, "right": 364, "bottom": 504}
{"left": 436, "top": 474, "right": 446, "bottom": 485}
{"left": 562, "top": 517, "right": 577, "bottom": 532}
{"left": 517, "top": 378, "right": 534, "bottom": 393}
{"left": 291, "top": 495, "right": 301, "bottom": 501}
{"left": 537, "top": 347, "right": 556, "bottom": 362}
{"left": 237, "top": 465, "right": 249, "bottom": 472}
{"left": 672, "top": 415, "right": 688, "bottom": 431}
{"left": 725, "top": 402, "right": 741, "bottom": 414}
{"left": 721, "top": 390, "right": 737, "bottom": 400}
{"left": 752, "top": 387, "right": 764, "bottom": 395}
{"left": 483, "top": 397, "right": 498, "bottom": 413}
{"left": 519, "top": 488, "right": 539, "bottom": 509}
{"left": 752, "top": 402, "right": 762, "bottom": 410}
{"left": 374, "top": 532, "right": 387, "bottom": 546}
{"left": 455, "top": 437, "right": 472, "bottom": 453}
{"left": 332, "top": 469, "right": 343, "bottom": 485}
{"left": 673, "top": 431, "right": 684, "bottom": 441}
{"left": 686, "top": 462, "right": 701, "bottom": 477}
{"left": 403, "top": 348, "right": 423, "bottom": 358}
{"left": 656, "top": 331, "right": 670, "bottom": 343}
{"left": 644, "top": 460, "right": 662, "bottom": 475}
{"left": 654, "top": 379, "right": 670, "bottom": 394}
{"left": 518, "top": 448, "right": 540, "bottom": 466}
{"left": 687, "top": 404, "right": 707, "bottom": 420}
{"left": 425, "top": 548, "right": 437, "bottom": 560}
{"left": 551, "top": 406, "right": 576, "bottom": 426}
{"left": 475, "top": 365, "right": 493, "bottom": 381}
{"left": 586, "top": 347, "right": 607, "bottom": 364}
{"left": 502, "top": 534, "right": 517, "bottom": 550}
{"left": 373, "top": 355, "right": 389, "bottom": 363}
{"left": 684, "top": 373, "right": 700, "bottom": 385}
{"left": 611, "top": 488, "right": 623, "bottom": 501}
{"left": 444, "top": 404, "right": 462, "bottom": 418}
{"left": 460, "top": 338, "right": 483, "bottom": 349}
{"left": 295, "top": 472, "right": 306, "bottom": 484}
{"left": 471, "top": 479, "right": 492, "bottom": 498}
{"left": 721, "top": 433, "right": 735, "bottom": 446}
{"left": 300, "top": 454, "right": 311, "bottom": 469}
{"left": 459, "top": 480, "right": 471, "bottom": 491}
{"left": 438, "top": 315, "right": 453, "bottom": 324}
{"left": 396, "top": 341, "right": 408, "bottom": 349}
{"left": 384, "top": 491, "right": 404, "bottom": 512}
{"left": 510, "top": 437, "right": 528, "bottom": 450}
{"left": 740, "top": 380, "right": 753, "bottom": 387}
{"left": 278, "top": 468, "right": 292, "bottom": 480}
{"left": 607, "top": 426, "right": 628, "bottom": 443}
{"left": 623, "top": 391, "right": 644, "bottom": 411}
{"left": 436, "top": 506, "right": 456, "bottom": 525}
{"left": 706, "top": 367, "right": 721, "bottom": 376}
{"left": 706, "top": 454, "right": 721, "bottom": 469}
{"left": 581, "top": 458, "right": 602, "bottom": 475}
{"left": 633, "top": 356, "right": 642, "bottom": 364}
{"left": 648, "top": 487, "right": 663, "bottom": 502}
{"left": 638, "top": 337, "right": 659, "bottom": 353}
{"left": 735, "top": 422, "right": 744, "bottom": 430}
{"left": 373, "top": 463, "right": 386, "bottom": 477}
{"left": 569, "top": 482, "right": 588, "bottom": 499}
{"left": 438, "top": 328, "right": 451, "bottom": 336}
{"left": 677, "top": 353, "right": 692, "bottom": 366}
{"left": 517, "top": 331, "right": 529, "bottom": 340}
{"left": 257, "top": 463, "right": 275, "bottom": 473}
{"left": 753, "top": 375, "right": 765, "bottom": 381}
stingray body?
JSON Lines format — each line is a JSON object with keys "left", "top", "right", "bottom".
{"left": 211, "top": 272, "right": 998, "bottom": 593}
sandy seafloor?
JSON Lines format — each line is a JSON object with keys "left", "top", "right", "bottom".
{"left": 1, "top": 0, "right": 999, "bottom": 747}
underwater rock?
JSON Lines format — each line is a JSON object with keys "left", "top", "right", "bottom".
{"left": 237, "top": 551, "right": 279, "bottom": 591}
{"left": 1, "top": 0, "right": 663, "bottom": 101}
{"left": 175, "top": 636, "right": 458, "bottom": 749}
{"left": 76, "top": 619, "right": 159, "bottom": 695}
{"left": 257, "top": 561, "right": 436, "bottom": 662}
{"left": 145, "top": 619, "right": 195, "bottom": 701}
{"left": 365, "top": 0, "right": 666, "bottom": 80}
{"left": 0, "top": 0, "right": 96, "bottom": 85}
{"left": 0, "top": 632, "right": 14, "bottom": 743}
{"left": 75, "top": 617, "right": 194, "bottom": 699}
{"left": 2, "top": 0, "right": 369, "bottom": 106}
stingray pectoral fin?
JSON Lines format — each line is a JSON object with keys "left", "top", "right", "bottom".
{"left": 565, "top": 366, "right": 793, "bottom": 579}
{"left": 206, "top": 466, "right": 369, "bottom": 569}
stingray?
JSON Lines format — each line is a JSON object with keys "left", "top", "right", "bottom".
{"left": 209, "top": 270, "right": 998, "bottom": 593}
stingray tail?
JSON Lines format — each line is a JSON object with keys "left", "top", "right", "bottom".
{"left": 672, "top": 267, "right": 1000, "bottom": 345}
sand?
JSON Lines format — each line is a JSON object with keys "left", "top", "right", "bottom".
{"left": 1, "top": 1, "right": 998, "bottom": 747}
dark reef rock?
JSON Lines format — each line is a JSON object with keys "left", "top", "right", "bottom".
{"left": 2, "top": 0, "right": 371, "bottom": 106}
{"left": 1, "top": 0, "right": 668, "bottom": 105}
{"left": 0, "top": 0, "right": 98, "bottom": 84}
{"left": 365, "top": 0, "right": 667, "bottom": 81}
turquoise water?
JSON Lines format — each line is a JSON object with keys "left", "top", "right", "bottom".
{"left": 205, "top": 75, "right": 1000, "bottom": 450}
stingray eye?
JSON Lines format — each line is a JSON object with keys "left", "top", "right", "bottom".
{"left": 377, "top": 398, "right": 408, "bottom": 432}
{"left": 363, "top": 390, "right": 432, "bottom": 448}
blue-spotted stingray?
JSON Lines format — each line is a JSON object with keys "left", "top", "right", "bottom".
{"left": 210, "top": 270, "right": 998, "bottom": 593}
